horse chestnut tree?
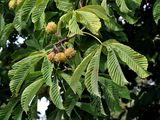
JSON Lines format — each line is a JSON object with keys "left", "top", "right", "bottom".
{"left": 0, "top": 0, "right": 160, "bottom": 119}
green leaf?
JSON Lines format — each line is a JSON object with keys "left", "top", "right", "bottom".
{"left": 34, "top": 12, "right": 45, "bottom": 30}
{"left": 21, "top": 78, "right": 44, "bottom": 112}
{"left": 61, "top": 73, "right": 83, "bottom": 97}
{"left": 0, "top": 14, "right": 5, "bottom": 32}
{"left": 106, "top": 46, "right": 128, "bottom": 86}
{"left": 0, "top": 23, "right": 14, "bottom": 47}
{"left": 57, "top": 12, "right": 73, "bottom": 36}
{"left": 79, "top": 5, "right": 122, "bottom": 31}
{"left": 41, "top": 56, "right": 54, "bottom": 85}
{"left": 75, "top": 11, "right": 101, "bottom": 35}
{"left": 9, "top": 61, "right": 32, "bottom": 95}
{"left": 99, "top": 77, "right": 121, "bottom": 112}
{"left": 13, "top": 9, "right": 26, "bottom": 33}
{"left": 76, "top": 97, "right": 106, "bottom": 117}
{"left": 9, "top": 53, "right": 44, "bottom": 95}
{"left": 153, "top": 0, "right": 160, "bottom": 23}
{"left": 116, "top": 0, "right": 131, "bottom": 13}
{"left": 64, "top": 95, "right": 78, "bottom": 116}
{"left": 31, "top": 0, "right": 49, "bottom": 23}
{"left": 12, "top": 104, "right": 23, "bottom": 120}
{"left": 106, "top": 40, "right": 149, "bottom": 78}
{"left": 85, "top": 46, "right": 102, "bottom": 96}
{"left": 0, "top": 98, "right": 18, "bottom": 120}
{"left": 49, "top": 78, "right": 64, "bottom": 110}
{"left": 54, "top": 0, "right": 73, "bottom": 12}
{"left": 117, "top": 85, "right": 131, "bottom": 99}
{"left": 13, "top": 0, "right": 37, "bottom": 32}
{"left": 70, "top": 52, "right": 95, "bottom": 94}
{"left": 68, "top": 12, "right": 83, "bottom": 35}
{"left": 21, "top": 0, "right": 36, "bottom": 21}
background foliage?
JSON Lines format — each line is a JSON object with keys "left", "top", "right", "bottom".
{"left": 0, "top": 0, "right": 160, "bottom": 119}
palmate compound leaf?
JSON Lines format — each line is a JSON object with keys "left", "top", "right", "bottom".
{"left": 75, "top": 10, "right": 101, "bottom": 35}
{"left": 105, "top": 39, "right": 150, "bottom": 78}
{"left": 85, "top": 46, "right": 102, "bottom": 97}
{"left": 0, "top": 98, "right": 18, "bottom": 120}
{"left": 70, "top": 51, "right": 95, "bottom": 94}
{"left": 49, "top": 78, "right": 64, "bottom": 110}
{"left": 21, "top": 78, "right": 44, "bottom": 112}
{"left": 41, "top": 56, "right": 54, "bottom": 85}
{"left": 99, "top": 77, "right": 121, "bottom": 112}
{"left": 153, "top": 0, "right": 160, "bottom": 24}
{"left": 9, "top": 53, "right": 45, "bottom": 96}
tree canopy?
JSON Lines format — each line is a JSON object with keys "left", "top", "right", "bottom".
{"left": 0, "top": 0, "right": 160, "bottom": 119}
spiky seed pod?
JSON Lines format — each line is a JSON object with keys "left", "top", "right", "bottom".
{"left": 54, "top": 52, "right": 67, "bottom": 63}
{"left": 45, "top": 22, "right": 57, "bottom": 34}
{"left": 64, "top": 48, "right": 76, "bottom": 58}
{"left": 47, "top": 52, "right": 55, "bottom": 62}
{"left": 9, "top": 0, "right": 16, "bottom": 9}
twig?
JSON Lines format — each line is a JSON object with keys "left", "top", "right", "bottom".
{"left": 53, "top": 27, "right": 85, "bottom": 50}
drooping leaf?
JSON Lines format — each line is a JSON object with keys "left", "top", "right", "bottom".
{"left": 21, "top": 78, "right": 44, "bottom": 112}
{"left": 78, "top": 5, "right": 122, "bottom": 31}
{"left": 106, "top": 39, "right": 150, "bottom": 78}
{"left": 106, "top": 46, "right": 128, "bottom": 86}
{"left": 21, "top": 0, "right": 36, "bottom": 20}
{"left": 34, "top": 12, "right": 45, "bottom": 30}
{"left": 49, "top": 78, "right": 64, "bottom": 110}
{"left": 0, "top": 23, "right": 14, "bottom": 47}
{"left": 9, "top": 54, "right": 44, "bottom": 95}
{"left": 76, "top": 97, "right": 106, "bottom": 117}
{"left": 75, "top": 11, "right": 101, "bottom": 35}
{"left": 116, "top": 0, "right": 131, "bottom": 13}
{"left": 41, "top": 56, "right": 54, "bottom": 85}
{"left": 153, "top": 0, "right": 160, "bottom": 23}
{"left": 13, "top": 0, "right": 37, "bottom": 32}
{"left": 68, "top": 12, "right": 83, "bottom": 35}
{"left": 70, "top": 51, "right": 95, "bottom": 94}
{"left": 99, "top": 77, "right": 121, "bottom": 111}
{"left": 61, "top": 73, "right": 83, "bottom": 97}
{"left": 85, "top": 46, "right": 102, "bottom": 96}
{"left": 0, "top": 14, "right": 5, "bottom": 32}
{"left": 54, "top": 0, "right": 73, "bottom": 12}
{"left": 57, "top": 12, "right": 73, "bottom": 36}
{"left": 13, "top": 9, "right": 25, "bottom": 32}
{"left": 64, "top": 94, "right": 79, "bottom": 116}
{"left": 0, "top": 98, "right": 18, "bottom": 120}
{"left": 12, "top": 104, "right": 23, "bottom": 120}
{"left": 31, "top": 0, "right": 49, "bottom": 23}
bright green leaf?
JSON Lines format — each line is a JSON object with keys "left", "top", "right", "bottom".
{"left": 85, "top": 46, "right": 102, "bottom": 96}
{"left": 21, "top": 78, "right": 44, "bottom": 112}
{"left": 70, "top": 51, "right": 95, "bottom": 94}
{"left": 49, "top": 78, "right": 64, "bottom": 110}
{"left": 153, "top": 0, "right": 160, "bottom": 23}
{"left": 41, "top": 56, "right": 54, "bottom": 85}
{"left": 75, "top": 10, "right": 101, "bottom": 35}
